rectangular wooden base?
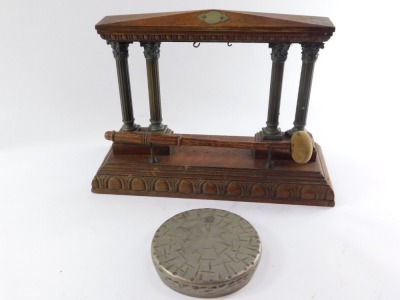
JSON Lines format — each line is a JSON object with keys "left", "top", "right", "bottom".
{"left": 92, "top": 134, "right": 334, "bottom": 207}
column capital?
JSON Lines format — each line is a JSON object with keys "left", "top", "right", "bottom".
{"left": 301, "top": 42, "right": 324, "bottom": 63}
{"left": 108, "top": 41, "right": 131, "bottom": 60}
{"left": 269, "top": 43, "right": 290, "bottom": 62}
{"left": 141, "top": 42, "right": 161, "bottom": 60}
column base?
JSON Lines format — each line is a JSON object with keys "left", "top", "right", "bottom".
{"left": 285, "top": 127, "right": 312, "bottom": 138}
{"left": 261, "top": 127, "right": 283, "bottom": 140}
{"left": 121, "top": 123, "right": 141, "bottom": 131}
{"left": 147, "top": 124, "right": 170, "bottom": 133}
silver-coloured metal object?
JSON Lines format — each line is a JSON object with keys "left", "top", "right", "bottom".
{"left": 151, "top": 208, "right": 262, "bottom": 298}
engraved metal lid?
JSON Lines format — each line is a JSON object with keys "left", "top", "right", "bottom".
{"left": 151, "top": 208, "right": 262, "bottom": 298}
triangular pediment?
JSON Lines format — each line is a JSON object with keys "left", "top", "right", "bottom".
{"left": 96, "top": 9, "right": 334, "bottom": 31}
{"left": 96, "top": 9, "right": 334, "bottom": 43}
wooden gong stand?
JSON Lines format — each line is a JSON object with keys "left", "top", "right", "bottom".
{"left": 92, "top": 10, "right": 335, "bottom": 207}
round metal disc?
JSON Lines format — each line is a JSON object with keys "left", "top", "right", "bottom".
{"left": 151, "top": 208, "right": 262, "bottom": 298}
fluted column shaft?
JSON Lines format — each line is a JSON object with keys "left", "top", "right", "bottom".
{"left": 141, "top": 42, "right": 167, "bottom": 132}
{"left": 109, "top": 41, "right": 140, "bottom": 131}
{"left": 263, "top": 43, "right": 290, "bottom": 140}
{"left": 286, "top": 42, "right": 324, "bottom": 136}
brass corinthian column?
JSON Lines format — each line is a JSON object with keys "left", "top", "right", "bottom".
{"left": 286, "top": 42, "right": 324, "bottom": 136}
{"left": 109, "top": 41, "right": 140, "bottom": 131}
{"left": 262, "top": 43, "right": 290, "bottom": 140}
{"left": 141, "top": 42, "right": 168, "bottom": 133}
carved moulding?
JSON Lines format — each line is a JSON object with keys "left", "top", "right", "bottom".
{"left": 92, "top": 174, "right": 333, "bottom": 206}
{"left": 99, "top": 33, "right": 332, "bottom": 43}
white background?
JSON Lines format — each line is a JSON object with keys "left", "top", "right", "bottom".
{"left": 1, "top": 1, "right": 399, "bottom": 299}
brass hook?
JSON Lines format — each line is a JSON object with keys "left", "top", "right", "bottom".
{"left": 227, "top": 42, "right": 232, "bottom": 47}
{"left": 193, "top": 42, "right": 200, "bottom": 48}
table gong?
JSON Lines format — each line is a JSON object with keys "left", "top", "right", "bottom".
{"left": 92, "top": 10, "right": 335, "bottom": 207}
